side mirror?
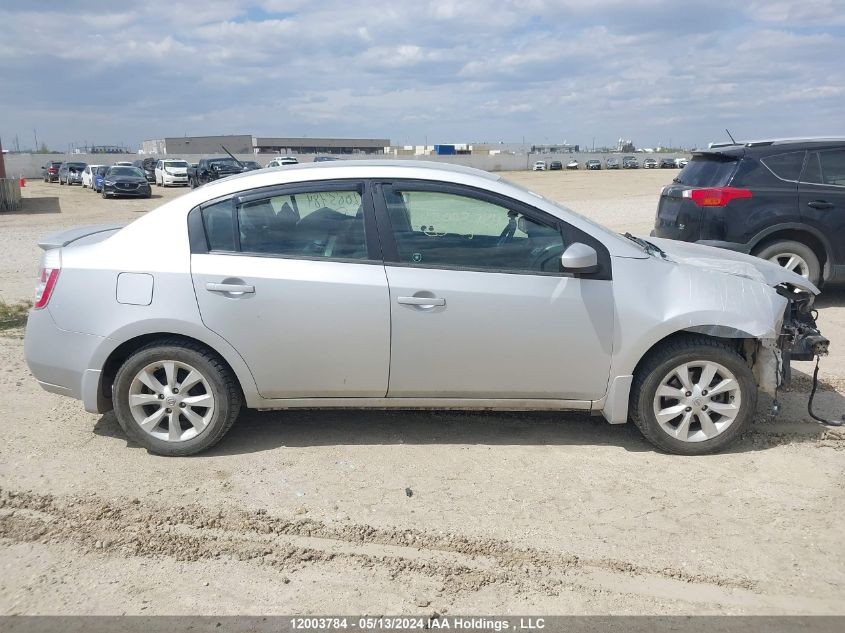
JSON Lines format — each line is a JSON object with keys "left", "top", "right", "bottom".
{"left": 560, "top": 242, "right": 598, "bottom": 274}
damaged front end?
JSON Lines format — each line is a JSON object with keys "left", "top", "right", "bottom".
{"left": 741, "top": 284, "right": 828, "bottom": 400}
{"left": 745, "top": 284, "right": 829, "bottom": 399}
{"left": 777, "top": 285, "right": 830, "bottom": 384}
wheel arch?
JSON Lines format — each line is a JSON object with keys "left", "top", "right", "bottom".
{"left": 96, "top": 329, "right": 259, "bottom": 413}
{"left": 601, "top": 328, "right": 756, "bottom": 425}
{"left": 747, "top": 224, "right": 832, "bottom": 280}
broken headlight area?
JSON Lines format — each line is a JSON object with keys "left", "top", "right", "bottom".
{"left": 777, "top": 285, "right": 829, "bottom": 387}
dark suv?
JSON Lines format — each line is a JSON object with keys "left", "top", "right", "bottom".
{"left": 652, "top": 138, "right": 845, "bottom": 286}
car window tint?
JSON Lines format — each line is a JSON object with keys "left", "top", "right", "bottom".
{"left": 237, "top": 189, "right": 366, "bottom": 259}
{"left": 818, "top": 150, "right": 845, "bottom": 186}
{"left": 384, "top": 189, "right": 565, "bottom": 273}
{"left": 202, "top": 199, "right": 236, "bottom": 251}
{"left": 761, "top": 151, "right": 804, "bottom": 181}
{"left": 675, "top": 156, "right": 738, "bottom": 186}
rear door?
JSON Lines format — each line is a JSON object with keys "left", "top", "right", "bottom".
{"left": 799, "top": 148, "right": 845, "bottom": 278}
{"left": 190, "top": 180, "right": 391, "bottom": 399}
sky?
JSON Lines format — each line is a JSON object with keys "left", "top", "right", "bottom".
{"left": 1, "top": 0, "right": 844, "bottom": 151}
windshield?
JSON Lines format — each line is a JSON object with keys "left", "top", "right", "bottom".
{"left": 68, "top": 162, "right": 86, "bottom": 169}
{"left": 675, "top": 155, "right": 738, "bottom": 187}
{"left": 96, "top": 166, "right": 108, "bottom": 175}
{"left": 209, "top": 158, "right": 238, "bottom": 167}
{"left": 107, "top": 167, "right": 144, "bottom": 177}
{"left": 164, "top": 161, "right": 188, "bottom": 168}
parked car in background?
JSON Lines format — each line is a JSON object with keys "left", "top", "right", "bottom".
{"left": 187, "top": 157, "right": 247, "bottom": 188}
{"left": 643, "top": 158, "right": 658, "bottom": 169}
{"left": 24, "top": 161, "right": 825, "bottom": 457}
{"left": 549, "top": 160, "right": 563, "bottom": 170}
{"left": 533, "top": 160, "right": 547, "bottom": 171}
{"left": 675, "top": 157, "right": 689, "bottom": 168}
{"left": 585, "top": 159, "right": 601, "bottom": 170}
{"left": 58, "top": 162, "right": 87, "bottom": 185}
{"left": 652, "top": 137, "right": 845, "bottom": 286}
{"left": 113, "top": 161, "right": 134, "bottom": 167}
{"left": 659, "top": 157, "right": 678, "bottom": 169}
{"left": 133, "top": 159, "right": 157, "bottom": 183}
{"left": 81, "top": 165, "right": 102, "bottom": 189}
{"left": 154, "top": 159, "right": 190, "bottom": 187}
{"left": 42, "top": 161, "right": 63, "bottom": 183}
{"left": 313, "top": 156, "right": 340, "bottom": 162}
{"left": 92, "top": 165, "right": 108, "bottom": 193}
{"left": 566, "top": 159, "right": 579, "bottom": 170}
{"left": 101, "top": 165, "right": 152, "bottom": 199}
{"left": 605, "top": 157, "right": 621, "bottom": 170}
{"left": 622, "top": 156, "right": 639, "bottom": 169}
{"left": 267, "top": 156, "right": 299, "bottom": 168}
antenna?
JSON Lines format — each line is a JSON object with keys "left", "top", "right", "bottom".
{"left": 725, "top": 128, "right": 737, "bottom": 144}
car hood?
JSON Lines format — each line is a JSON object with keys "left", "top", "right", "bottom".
{"left": 644, "top": 236, "right": 820, "bottom": 294}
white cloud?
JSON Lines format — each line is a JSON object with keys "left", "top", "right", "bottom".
{"left": 0, "top": 1, "right": 843, "bottom": 150}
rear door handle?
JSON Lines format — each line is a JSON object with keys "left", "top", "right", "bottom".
{"left": 807, "top": 200, "right": 834, "bottom": 210}
{"left": 397, "top": 296, "right": 446, "bottom": 307}
{"left": 206, "top": 282, "right": 255, "bottom": 294}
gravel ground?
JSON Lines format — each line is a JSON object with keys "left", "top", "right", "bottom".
{"left": 0, "top": 171, "right": 843, "bottom": 615}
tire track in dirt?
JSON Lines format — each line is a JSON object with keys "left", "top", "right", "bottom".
{"left": 0, "top": 488, "right": 758, "bottom": 603}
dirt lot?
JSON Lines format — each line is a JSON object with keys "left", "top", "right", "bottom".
{"left": 0, "top": 172, "right": 843, "bottom": 615}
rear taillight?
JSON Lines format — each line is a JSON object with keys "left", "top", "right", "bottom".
{"left": 683, "top": 187, "right": 752, "bottom": 207}
{"left": 34, "top": 250, "right": 61, "bottom": 310}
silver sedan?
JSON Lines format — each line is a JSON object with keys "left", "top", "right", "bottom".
{"left": 24, "top": 161, "right": 827, "bottom": 456}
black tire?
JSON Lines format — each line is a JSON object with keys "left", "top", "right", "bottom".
{"left": 102, "top": 189, "right": 108, "bottom": 199}
{"left": 630, "top": 335, "right": 757, "bottom": 455}
{"left": 753, "top": 239, "right": 821, "bottom": 287}
{"left": 113, "top": 340, "right": 242, "bottom": 456}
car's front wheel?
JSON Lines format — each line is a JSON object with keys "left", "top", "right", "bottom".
{"left": 630, "top": 335, "right": 757, "bottom": 455}
{"left": 113, "top": 341, "right": 242, "bottom": 456}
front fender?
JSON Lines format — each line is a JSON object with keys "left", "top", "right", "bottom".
{"left": 608, "top": 258, "right": 787, "bottom": 380}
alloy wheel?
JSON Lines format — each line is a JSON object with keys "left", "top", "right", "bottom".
{"left": 127, "top": 360, "right": 215, "bottom": 442}
{"left": 652, "top": 361, "right": 741, "bottom": 442}
{"left": 768, "top": 252, "right": 810, "bottom": 279}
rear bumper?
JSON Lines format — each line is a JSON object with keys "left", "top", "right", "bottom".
{"left": 24, "top": 308, "right": 113, "bottom": 413}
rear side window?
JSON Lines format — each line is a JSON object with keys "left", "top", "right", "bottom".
{"left": 803, "top": 150, "right": 845, "bottom": 186}
{"left": 237, "top": 189, "right": 366, "bottom": 259}
{"left": 675, "top": 156, "right": 737, "bottom": 187}
{"left": 201, "top": 199, "right": 236, "bottom": 251}
{"left": 761, "top": 151, "right": 805, "bottom": 181}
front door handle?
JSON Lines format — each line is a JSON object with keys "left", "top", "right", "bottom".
{"left": 397, "top": 296, "right": 446, "bottom": 307}
{"left": 807, "top": 200, "right": 834, "bottom": 210}
{"left": 206, "top": 282, "right": 255, "bottom": 294}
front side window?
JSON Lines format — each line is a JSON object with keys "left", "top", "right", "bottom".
{"left": 383, "top": 188, "right": 565, "bottom": 273}
{"left": 237, "top": 188, "right": 366, "bottom": 259}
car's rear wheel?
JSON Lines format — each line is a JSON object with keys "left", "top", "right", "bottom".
{"left": 753, "top": 239, "right": 821, "bottom": 286}
{"left": 630, "top": 335, "right": 757, "bottom": 455}
{"left": 113, "top": 341, "right": 242, "bottom": 456}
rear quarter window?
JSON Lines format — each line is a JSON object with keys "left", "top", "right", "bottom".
{"left": 675, "top": 156, "right": 738, "bottom": 187}
{"left": 760, "top": 151, "right": 805, "bottom": 181}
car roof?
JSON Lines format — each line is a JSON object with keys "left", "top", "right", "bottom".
{"left": 708, "top": 136, "right": 845, "bottom": 150}
{"left": 216, "top": 159, "right": 500, "bottom": 186}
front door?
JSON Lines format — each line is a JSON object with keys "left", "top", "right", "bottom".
{"left": 375, "top": 183, "right": 614, "bottom": 401}
{"left": 190, "top": 181, "right": 390, "bottom": 399}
